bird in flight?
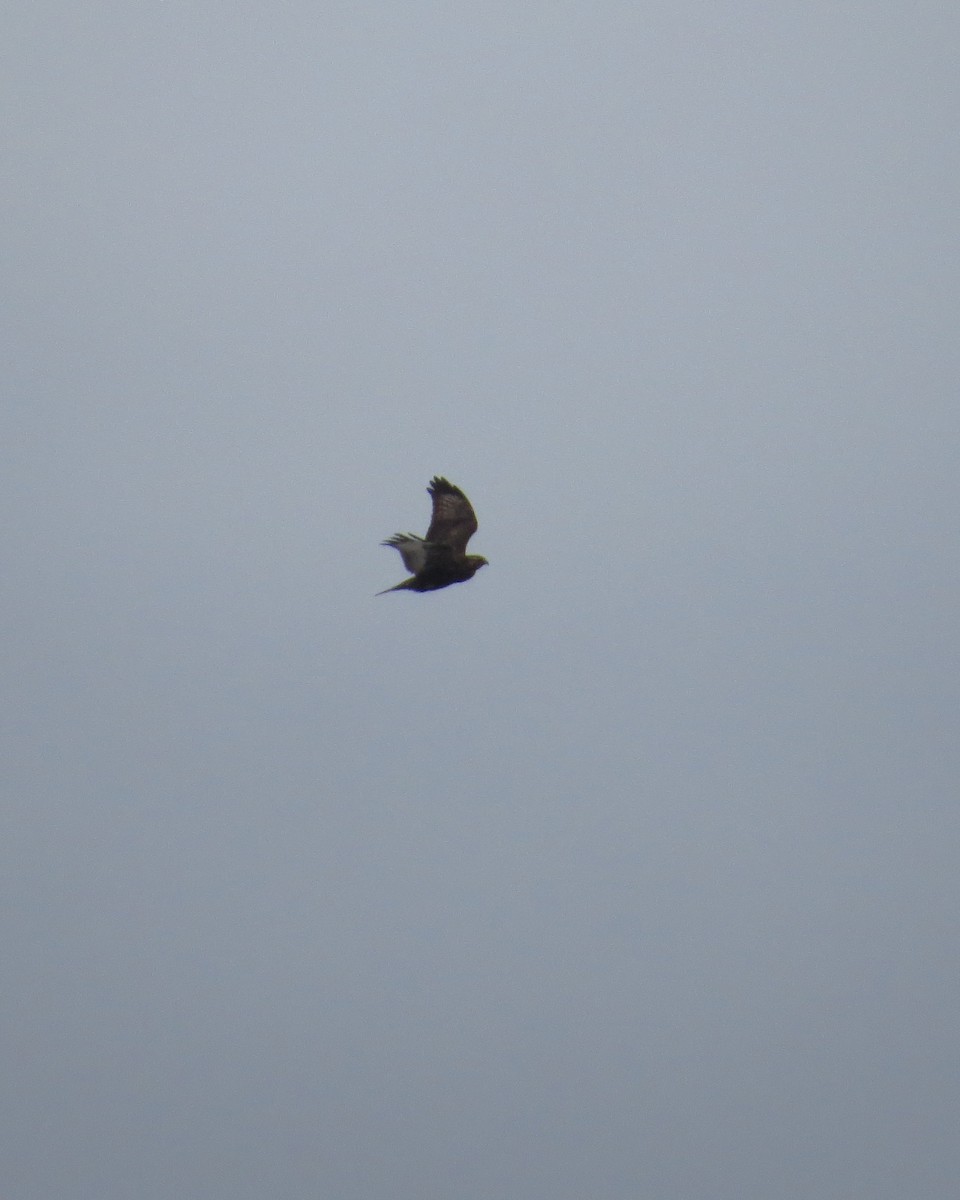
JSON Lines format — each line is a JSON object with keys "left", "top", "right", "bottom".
{"left": 378, "top": 477, "right": 488, "bottom": 595}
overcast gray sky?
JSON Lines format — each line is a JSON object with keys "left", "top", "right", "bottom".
{"left": 4, "top": 2, "right": 959, "bottom": 1197}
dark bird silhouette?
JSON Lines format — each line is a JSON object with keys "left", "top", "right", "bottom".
{"left": 378, "top": 477, "right": 488, "bottom": 595}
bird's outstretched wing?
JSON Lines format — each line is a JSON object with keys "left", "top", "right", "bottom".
{"left": 424, "top": 476, "right": 478, "bottom": 555}
{"left": 381, "top": 533, "right": 428, "bottom": 573}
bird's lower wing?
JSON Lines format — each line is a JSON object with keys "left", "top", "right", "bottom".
{"left": 381, "top": 533, "right": 428, "bottom": 574}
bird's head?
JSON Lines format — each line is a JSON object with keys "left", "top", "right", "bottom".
{"left": 467, "top": 555, "right": 489, "bottom": 573}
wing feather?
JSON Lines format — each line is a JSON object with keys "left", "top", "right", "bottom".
{"left": 381, "top": 533, "right": 428, "bottom": 573}
{"left": 424, "top": 476, "right": 478, "bottom": 556}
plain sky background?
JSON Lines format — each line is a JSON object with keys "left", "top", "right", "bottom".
{"left": 3, "top": 3, "right": 959, "bottom": 1198}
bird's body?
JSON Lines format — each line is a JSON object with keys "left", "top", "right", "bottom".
{"left": 378, "top": 477, "right": 487, "bottom": 595}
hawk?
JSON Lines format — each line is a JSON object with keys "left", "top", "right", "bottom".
{"left": 378, "top": 476, "right": 488, "bottom": 595}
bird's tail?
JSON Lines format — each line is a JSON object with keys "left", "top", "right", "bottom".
{"left": 375, "top": 578, "right": 414, "bottom": 596}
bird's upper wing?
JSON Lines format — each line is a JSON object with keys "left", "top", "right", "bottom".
{"left": 381, "top": 533, "right": 428, "bottom": 573}
{"left": 424, "top": 477, "right": 478, "bottom": 555}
